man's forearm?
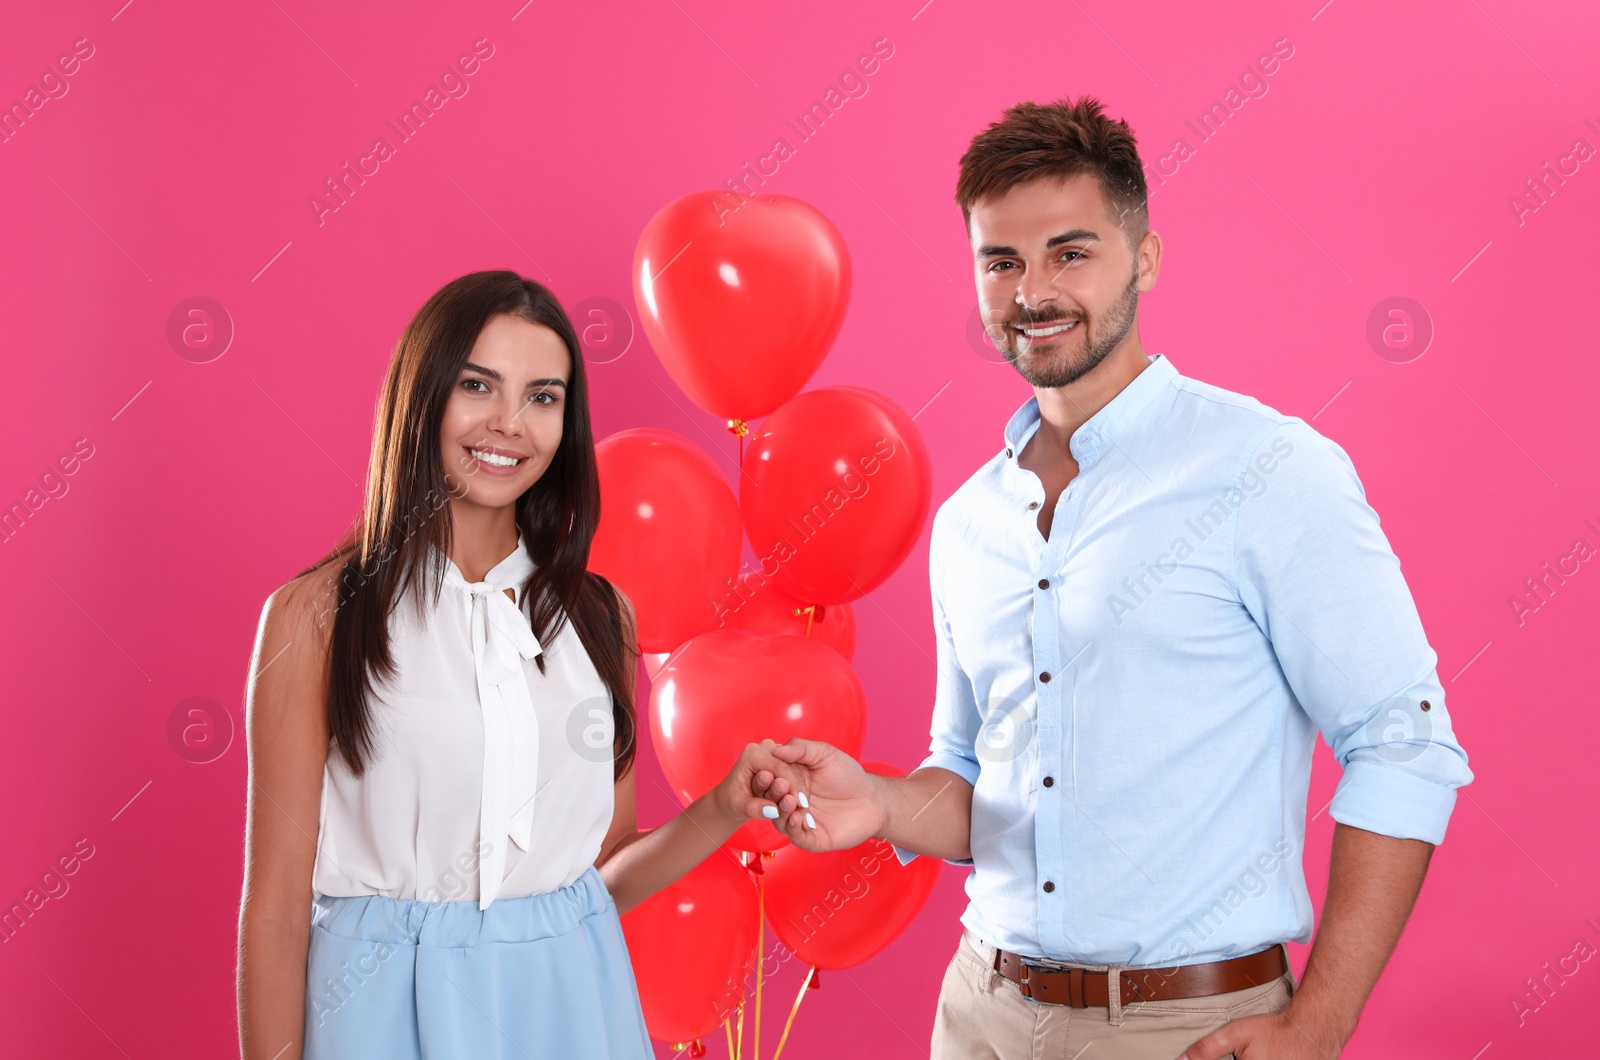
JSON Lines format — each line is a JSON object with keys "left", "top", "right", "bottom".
{"left": 1285, "top": 822, "right": 1435, "bottom": 1051}
{"left": 870, "top": 767, "right": 974, "bottom": 861}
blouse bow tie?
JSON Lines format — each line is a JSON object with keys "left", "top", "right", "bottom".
{"left": 440, "top": 543, "right": 543, "bottom": 909}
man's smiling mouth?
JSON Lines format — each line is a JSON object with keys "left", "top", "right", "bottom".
{"left": 1015, "top": 321, "right": 1079, "bottom": 338}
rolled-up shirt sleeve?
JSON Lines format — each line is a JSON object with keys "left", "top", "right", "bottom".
{"left": 1231, "top": 420, "right": 1473, "bottom": 846}
{"left": 894, "top": 517, "right": 981, "bottom": 867}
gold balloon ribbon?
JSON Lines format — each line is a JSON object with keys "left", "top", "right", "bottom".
{"left": 771, "top": 966, "right": 818, "bottom": 1060}
{"left": 754, "top": 865, "right": 766, "bottom": 1059}
{"left": 793, "top": 604, "right": 822, "bottom": 638}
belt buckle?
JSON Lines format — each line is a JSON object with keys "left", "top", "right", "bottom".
{"left": 1019, "top": 954, "right": 1082, "bottom": 1006}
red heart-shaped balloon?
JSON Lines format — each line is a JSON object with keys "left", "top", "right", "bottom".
{"left": 620, "top": 842, "right": 758, "bottom": 1043}
{"left": 739, "top": 387, "right": 932, "bottom": 604}
{"left": 762, "top": 761, "right": 942, "bottom": 970}
{"left": 723, "top": 572, "right": 857, "bottom": 662}
{"left": 633, "top": 192, "right": 850, "bottom": 421}
{"left": 589, "top": 428, "right": 742, "bottom": 653}
{"left": 650, "top": 628, "right": 868, "bottom": 853}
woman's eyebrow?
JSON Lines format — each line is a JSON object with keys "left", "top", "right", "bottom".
{"left": 462, "top": 362, "right": 567, "bottom": 389}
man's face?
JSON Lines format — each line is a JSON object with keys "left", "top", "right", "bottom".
{"left": 968, "top": 173, "right": 1155, "bottom": 388}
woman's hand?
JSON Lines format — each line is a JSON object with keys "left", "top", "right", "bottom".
{"left": 749, "top": 737, "right": 888, "bottom": 853}
{"left": 711, "top": 740, "right": 789, "bottom": 832}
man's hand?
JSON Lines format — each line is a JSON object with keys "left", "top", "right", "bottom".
{"left": 749, "top": 737, "right": 886, "bottom": 852}
{"left": 1177, "top": 1008, "right": 1343, "bottom": 1060}
{"left": 1181, "top": 823, "right": 1434, "bottom": 1060}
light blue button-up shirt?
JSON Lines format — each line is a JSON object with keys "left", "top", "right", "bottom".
{"left": 893, "top": 353, "right": 1472, "bottom": 969}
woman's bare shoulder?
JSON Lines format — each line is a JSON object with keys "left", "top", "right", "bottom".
{"left": 255, "top": 557, "right": 346, "bottom": 678}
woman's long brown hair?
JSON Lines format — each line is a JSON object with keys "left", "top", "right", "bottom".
{"left": 296, "top": 270, "right": 636, "bottom": 782}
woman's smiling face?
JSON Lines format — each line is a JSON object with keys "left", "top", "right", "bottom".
{"left": 439, "top": 312, "right": 570, "bottom": 509}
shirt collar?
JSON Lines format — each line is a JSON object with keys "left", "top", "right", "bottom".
{"left": 432, "top": 528, "right": 544, "bottom": 910}
{"left": 1003, "top": 353, "right": 1178, "bottom": 471}
{"left": 437, "top": 532, "right": 535, "bottom": 607}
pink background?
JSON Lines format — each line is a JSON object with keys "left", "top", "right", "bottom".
{"left": 3, "top": 0, "right": 1597, "bottom": 1056}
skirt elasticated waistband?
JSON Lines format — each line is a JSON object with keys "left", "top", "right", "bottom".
{"left": 310, "top": 863, "right": 613, "bottom": 947}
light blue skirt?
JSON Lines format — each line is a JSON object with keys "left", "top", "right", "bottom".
{"left": 304, "top": 865, "right": 653, "bottom": 1058}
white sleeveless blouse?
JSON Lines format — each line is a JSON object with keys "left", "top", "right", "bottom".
{"left": 310, "top": 533, "right": 617, "bottom": 910}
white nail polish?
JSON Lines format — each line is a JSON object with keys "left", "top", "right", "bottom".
{"left": 797, "top": 791, "right": 810, "bottom": 809}
{"left": 805, "top": 812, "right": 816, "bottom": 829}
{"left": 762, "top": 805, "right": 780, "bottom": 819}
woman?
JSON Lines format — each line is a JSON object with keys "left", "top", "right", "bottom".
{"left": 236, "top": 271, "right": 787, "bottom": 1059}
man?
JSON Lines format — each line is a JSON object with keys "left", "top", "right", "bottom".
{"left": 752, "top": 96, "right": 1473, "bottom": 1059}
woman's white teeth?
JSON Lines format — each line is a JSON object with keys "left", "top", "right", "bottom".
{"left": 470, "top": 448, "right": 524, "bottom": 467}
{"left": 1022, "top": 321, "right": 1078, "bottom": 337}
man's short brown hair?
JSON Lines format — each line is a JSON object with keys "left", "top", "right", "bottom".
{"left": 955, "top": 95, "right": 1150, "bottom": 249}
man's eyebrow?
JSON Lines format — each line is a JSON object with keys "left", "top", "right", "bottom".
{"left": 1046, "top": 229, "right": 1101, "bottom": 248}
{"left": 462, "top": 362, "right": 567, "bottom": 388}
{"left": 976, "top": 229, "right": 1101, "bottom": 258}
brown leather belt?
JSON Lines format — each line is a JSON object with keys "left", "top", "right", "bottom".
{"left": 991, "top": 942, "right": 1288, "bottom": 1007}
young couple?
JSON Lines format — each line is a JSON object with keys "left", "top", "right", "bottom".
{"left": 236, "top": 93, "right": 1472, "bottom": 1060}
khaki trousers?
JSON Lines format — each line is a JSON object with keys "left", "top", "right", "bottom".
{"left": 931, "top": 928, "right": 1298, "bottom": 1060}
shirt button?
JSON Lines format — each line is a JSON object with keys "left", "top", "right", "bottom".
{"left": 1038, "top": 578, "right": 1050, "bottom": 589}
{"left": 1043, "top": 776, "right": 1054, "bottom": 787}
{"left": 1043, "top": 881, "right": 1056, "bottom": 893}
{"left": 1039, "top": 671, "right": 1052, "bottom": 683}
{"left": 1006, "top": 447, "right": 1013, "bottom": 457}
{"left": 1420, "top": 700, "right": 1432, "bottom": 712}
{"left": 1027, "top": 501, "right": 1039, "bottom": 510}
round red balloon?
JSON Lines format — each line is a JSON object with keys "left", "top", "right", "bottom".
{"left": 640, "top": 651, "right": 672, "bottom": 682}
{"left": 650, "top": 628, "right": 868, "bottom": 853}
{"left": 621, "top": 844, "right": 759, "bottom": 1044}
{"left": 633, "top": 192, "right": 850, "bottom": 421}
{"left": 589, "top": 429, "right": 741, "bottom": 653}
{"left": 762, "top": 761, "right": 942, "bottom": 970}
{"left": 740, "top": 387, "right": 932, "bottom": 604}
{"left": 724, "top": 573, "right": 856, "bottom": 662}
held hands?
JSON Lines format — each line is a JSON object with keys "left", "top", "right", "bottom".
{"left": 747, "top": 737, "right": 886, "bottom": 852}
{"left": 713, "top": 739, "right": 794, "bottom": 832}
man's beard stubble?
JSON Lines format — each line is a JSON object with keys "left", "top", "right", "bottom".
{"left": 999, "top": 263, "right": 1141, "bottom": 389}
